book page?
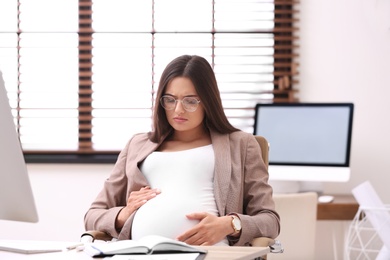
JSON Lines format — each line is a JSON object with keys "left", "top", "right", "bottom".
{"left": 83, "top": 235, "right": 206, "bottom": 257}
{"left": 84, "top": 240, "right": 149, "bottom": 256}
{"left": 138, "top": 235, "right": 205, "bottom": 254}
{"left": 111, "top": 253, "right": 200, "bottom": 260}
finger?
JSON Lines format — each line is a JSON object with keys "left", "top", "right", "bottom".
{"left": 186, "top": 212, "right": 207, "bottom": 220}
{"left": 139, "top": 187, "right": 161, "bottom": 195}
{"left": 133, "top": 199, "right": 148, "bottom": 209}
{"left": 140, "top": 190, "right": 159, "bottom": 198}
{"left": 183, "top": 233, "right": 207, "bottom": 246}
{"left": 130, "top": 188, "right": 160, "bottom": 199}
{"left": 179, "top": 233, "right": 197, "bottom": 245}
{"left": 176, "top": 226, "right": 198, "bottom": 242}
{"left": 127, "top": 191, "right": 160, "bottom": 207}
{"left": 128, "top": 192, "right": 157, "bottom": 204}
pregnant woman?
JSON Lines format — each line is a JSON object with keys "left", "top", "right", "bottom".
{"left": 84, "top": 55, "right": 280, "bottom": 246}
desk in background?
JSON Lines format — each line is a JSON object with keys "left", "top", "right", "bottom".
{"left": 317, "top": 194, "right": 359, "bottom": 220}
{"left": 315, "top": 194, "right": 360, "bottom": 259}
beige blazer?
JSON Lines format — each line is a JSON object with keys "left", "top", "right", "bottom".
{"left": 84, "top": 130, "right": 280, "bottom": 246}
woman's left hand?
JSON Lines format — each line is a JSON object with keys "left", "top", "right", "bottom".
{"left": 176, "top": 212, "right": 234, "bottom": 245}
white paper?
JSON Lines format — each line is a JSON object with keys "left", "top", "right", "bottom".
{"left": 110, "top": 253, "right": 200, "bottom": 260}
{"left": 352, "top": 181, "right": 390, "bottom": 259}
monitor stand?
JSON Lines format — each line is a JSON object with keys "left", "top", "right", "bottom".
{"left": 267, "top": 165, "right": 350, "bottom": 194}
{"left": 269, "top": 180, "right": 324, "bottom": 194}
{"left": 299, "top": 181, "right": 324, "bottom": 194}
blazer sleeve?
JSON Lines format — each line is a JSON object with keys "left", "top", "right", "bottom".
{"left": 83, "top": 136, "right": 148, "bottom": 238}
{"left": 228, "top": 133, "right": 280, "bottom": 246}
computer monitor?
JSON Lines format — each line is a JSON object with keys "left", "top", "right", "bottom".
{"left": 0, "top": 70, "right": 39, "bottom": 222}
{"left": 254, "top": 102, "right": 354, "bottom": 193}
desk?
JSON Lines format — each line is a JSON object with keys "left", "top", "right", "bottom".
{"left": 317, "top": 194, "right": 359, "bottom": 220}
{"left": 0, "top": 246, "right": 270, "bottom": 260}
{"left": 201, "top": 246, "right": 269, "bottom": 259}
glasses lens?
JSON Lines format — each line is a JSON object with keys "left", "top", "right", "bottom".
{"left": 182, "top": 97, "right": 199, "bottom": 112}
{"left": 160, "top": 96, "right": 200, "bottom": 112}
{"left": 161, "top": 96, "right": 176, "bottom": 110}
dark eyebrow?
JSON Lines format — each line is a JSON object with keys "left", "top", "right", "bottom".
{"left": 163, "top": 94, "right": 199, "bottom": 98}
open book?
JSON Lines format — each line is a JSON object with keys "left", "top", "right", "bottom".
{"left": 84, "top": 235, "right": 207, "bottom": 257}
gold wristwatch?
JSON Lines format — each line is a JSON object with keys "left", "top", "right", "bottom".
{"left": 230, "top": 215, "right": 242, "bottom": 235}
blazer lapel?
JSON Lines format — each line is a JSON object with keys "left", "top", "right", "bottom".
{"left": 134, "top": 138, "right": 160, "bottom": 165}
{"left": 210, "top": 131, "right": 232, "bottom": 216}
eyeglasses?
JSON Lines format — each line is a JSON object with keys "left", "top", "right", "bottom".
{"left": 160, "top": 95, "right": 201, "bottom": 112}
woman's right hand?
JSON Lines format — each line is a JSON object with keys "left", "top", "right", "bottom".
{"left": 115, "top": 186, "right": 161, "bottom": 230}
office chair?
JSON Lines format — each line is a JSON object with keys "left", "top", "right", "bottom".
{"left": 81, "top": 136, "right": 283, "bottom": 258}
{"left": 253, "top": 136, "right": 318, "bottom": 259}
{"left": 268, "top": 192, "right": 317, "bottom": 260}
{"left": 251, "top": 136, "right": 283, "bottom": 259}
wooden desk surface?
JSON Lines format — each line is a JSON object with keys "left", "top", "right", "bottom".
{"left": 317, "top": 194, "right": 359, "bottom": 220}
{"left": 201, "top": 245, "right": 270, "bottom": 260}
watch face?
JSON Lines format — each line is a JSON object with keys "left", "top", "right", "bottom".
{"left": 233, "top": 217, "right": 242, "bottom": 230}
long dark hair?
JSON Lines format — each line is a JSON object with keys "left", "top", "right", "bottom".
{"left": 149, "top": 55, "right": 238, "bottom": 143}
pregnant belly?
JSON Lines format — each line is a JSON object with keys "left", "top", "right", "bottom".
{"left": 131, "top": 194, "right": 203, "bottom": 240}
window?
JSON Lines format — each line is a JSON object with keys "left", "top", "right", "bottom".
{"left": 0, "top": 0, "right": 299, "bottom": 162}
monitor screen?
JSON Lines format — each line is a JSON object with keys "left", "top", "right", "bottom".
{"left": 253, "top": 102, "right": 354, "bottom": 183}
{"left": 0, "top": 71, "right": 39, "bottom": 222}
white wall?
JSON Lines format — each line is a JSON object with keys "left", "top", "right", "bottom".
{"left": 298, "top": 0, "right": 390, "bottom": 202}
{"left": 298, "top": 1, "right": 390, "bottom": 259}
{"left": 0, "top": 164, "right": 112, "bottom": 242}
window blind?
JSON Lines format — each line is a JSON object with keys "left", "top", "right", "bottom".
{"left": 0, "top": 0, "right": 299, "bottom": 161}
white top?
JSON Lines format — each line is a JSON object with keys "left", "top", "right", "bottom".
{"left": 132, "top": 145, "right": 228, "bottom": 245}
